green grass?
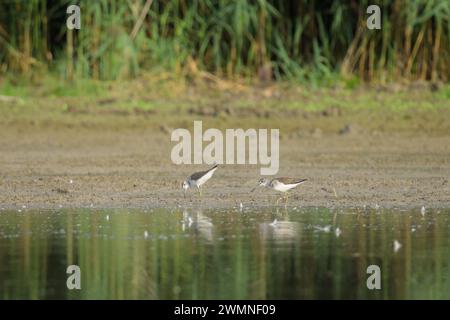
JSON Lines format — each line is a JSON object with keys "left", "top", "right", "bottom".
{"left": 1, "top": 74, "right": 449, "bottom": 136}
{"left": 1, "top": 74, "right": 450, "bottom": 111}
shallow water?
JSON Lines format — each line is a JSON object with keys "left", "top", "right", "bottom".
{"left": 0, "top": 207, "right": 448, "bottom": 299}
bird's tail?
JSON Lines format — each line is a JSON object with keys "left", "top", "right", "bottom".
{"left": 295, "top": 179, "right": 307, "bottom": 184}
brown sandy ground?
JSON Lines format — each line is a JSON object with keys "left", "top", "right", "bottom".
{"left": 1, "top": 124, "right": 449, "bottom": 210}
{"left": 1, "top": 80, "right": 450, "bottom": 209}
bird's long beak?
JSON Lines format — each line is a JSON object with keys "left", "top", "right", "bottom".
{"left": 251, "top": 184, "right": 263, "bottom": 193}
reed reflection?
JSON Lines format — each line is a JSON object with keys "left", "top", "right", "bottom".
{"left": 0, "top": 208, "right": 448, "bottom": 299}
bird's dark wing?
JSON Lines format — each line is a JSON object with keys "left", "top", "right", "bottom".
{"left": 276, "top": 177, "right": 307, "bottom": 185}
{"left": 190, "top": 164, "right": 218, "bottom": 180}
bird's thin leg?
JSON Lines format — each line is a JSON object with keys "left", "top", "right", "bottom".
{"left": 285, "top": 193, "right": 289, "bottom": 207}
{"left": 276, "top": 195, "right": 283, "bottom": 206}
{"left": 199, "top": 187, "right": 202, "bottom": 197}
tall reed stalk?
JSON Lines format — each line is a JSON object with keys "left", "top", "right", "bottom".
{"left": 0, "top": 0, "right": 449, "bottom": 83}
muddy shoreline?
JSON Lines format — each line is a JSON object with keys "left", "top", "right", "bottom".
{"left": 1, "top": 124, "right": 449, "bottom": 210}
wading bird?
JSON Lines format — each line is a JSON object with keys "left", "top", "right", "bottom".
{"left": 254, "top": 177, "right": 307, "bottom": 205}
{"left": 182, "top": 164, "right": 218, "bottom": 197}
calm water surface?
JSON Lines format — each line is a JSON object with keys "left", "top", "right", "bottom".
{"left": 0, "top": 207, "right": 448, "bottom": 299}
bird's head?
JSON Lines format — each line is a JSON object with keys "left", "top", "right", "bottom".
{"left": 251, "top": 178, "right": 270, "bottom": 193}
{"left": 181, "top": 180, "right": 190, "bottom": 198}
{"left": 258, "top": 178, "right": 270, "bottom": 187}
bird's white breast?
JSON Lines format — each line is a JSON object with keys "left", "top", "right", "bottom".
{"left": 272, "top": 182, "right": 300, "bottom": 192}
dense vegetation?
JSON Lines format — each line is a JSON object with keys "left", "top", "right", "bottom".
{"left": 0, "top": 0, "right": 449, "bottom": 84}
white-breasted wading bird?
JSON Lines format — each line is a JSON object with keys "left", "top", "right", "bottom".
{"left": 253, "top": 177, "right": 307, "bottom": 205}
{"left": 182, "top": 164, "right": 218, "bottom": 197}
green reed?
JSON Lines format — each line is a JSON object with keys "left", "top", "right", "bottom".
{"left": 0, "top": 0, "right": 449, "bottom": 83}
